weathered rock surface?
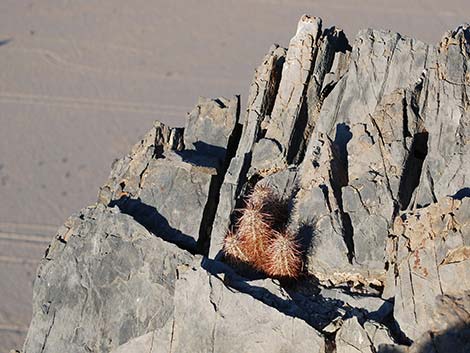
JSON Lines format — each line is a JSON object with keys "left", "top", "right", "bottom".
{"left": 170, "top": 263, "right": 325, "bottom": 353}
{"left": 385, "top": 197, "right": 470, "bottom": 341}
{"left": 98, "top": 120, "right": 184, "bottom": 204}
{"left": 407, "top": 292, "right": 470, "bottom": 353}
{"left": 21, "top": 15, "right": 470, "bottom": 353}
{"left": 412, "top": 26, "right": 470, "bottom": 207}
{"left": 249, "top": 15, "right": 322, "bottom": 174}
{"left": 336, "top": 317, "right": 391, "bottom": 353}
{"left": 99, "top": 96, "right": 240, "bottom": 253}
{"left": 288, "top": 30, "right": 431, "bottom": 284}
{"left": 110, "top": 260, "right": 326, "bottom": 353}
{"left": 22, "top": 205, "right": 194, "bottom": 353}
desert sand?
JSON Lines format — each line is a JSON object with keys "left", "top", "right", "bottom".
{"left": 0, "top": 0, "right": 469, "bottom": 350}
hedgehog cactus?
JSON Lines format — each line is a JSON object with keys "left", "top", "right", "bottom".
{"left": 248, "top": 184, "right": 276, "bottom": 209}
{"left": 264, "top": 230, "right": 302, "bottom": 279}
{"left": 222, "top": 230, "right": 249, "bottom": 263}
{"left": 236, "top": 202, "right": 273, "bottom": 269}
{"left": 222, "top": 184, "right": 303, "bottom": 279}
{"left": 248, "top": 184, "right": 287, "bottom": 228}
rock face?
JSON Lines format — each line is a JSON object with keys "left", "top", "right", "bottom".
{"left": 22, "top": 205, "right": 194, "bottom": 353}
{"left": 110, "top": 260, "right": 326, "bottom": 353}
{"left": 386, "top": 197, "right": 470, "bottom": 341}
{"left": 99, "top": 97, "right": 240, "bottom": 253}
{"left": 170, "top": 263, "right": 325, "bottom": 353}
{"left": 21, "top": 16, "right": 470, "bottom": 353}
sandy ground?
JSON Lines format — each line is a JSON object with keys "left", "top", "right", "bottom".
{"left": 0, "top": 0, "right": 469, "bottom": 351}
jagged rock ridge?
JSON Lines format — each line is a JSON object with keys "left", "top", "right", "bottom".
{"left": 21, "top": 15, "right": 470, "bottom": 353}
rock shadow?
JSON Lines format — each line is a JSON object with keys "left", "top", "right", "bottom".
{"left": 452, "top": 187, "right": 470, "bottom": 200}
{"left": 201, "top": 257, "right": 321, "bottom": 326}
{"left": 0, "top": 38, "right": 12, "bottom": 47}
{"left": 109, "top": 196, "right": 197, "bottom": 254}
{"left": 298, "top": 223, "right": 316, "bottom": 265}
{"left": 398, "top": 131, "right": 429, "bottom": 210}
{"left": 378, "top": 323, "right": 470, "bottom": 353}
{"left": 202, "top": 257, "right": 396, "bottom": 335}
{"left": 325, "top": 26, "right": 352, "bottom": 53}
{"left": 176, "top": 141, "right": 227, "bottom": 169}
{"left": 333, "top": 123, "right": 355, "bottom": 262}
{"left": 334, "top": 122, "right": 352, "bottom": 177}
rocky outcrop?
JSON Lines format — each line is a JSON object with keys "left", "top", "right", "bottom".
{"left": 21, "top": 16, "right": 470, "bottom": 353}
{"left": 99, "top": 96, "right": 241, "bottom": 253}
{"left": 22, "top": 205, "right": 194, "bottom": 353}
{"left": 412, "top": 27, "right": 470, "bottom": 207}
{"left": 109, "top": 260, "right": 326, "bottom": 353}
{"left": 169, "top": 263, "right": 325, "bottom": 353}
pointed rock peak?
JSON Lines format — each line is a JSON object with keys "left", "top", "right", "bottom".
{"left": 296, "top": 14, "right": 322, "bottom": 38}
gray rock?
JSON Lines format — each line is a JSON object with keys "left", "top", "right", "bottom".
{"left": 363, "top": 321, "right": 396, "bottom": 351}
{"left": 113, "top": 261, "right": 326, "bottom": 353}
{"left": 112, "top": 260, "right": 395, "bottom": 353}
{"left": 412, "top": 25, "right": 470, "bottom": 207}
{"left": 341, "top": 87, "right": 427, "bottom": 276}
{"left": 407, "top": 292, "right": 470, "bottom": 353}
{"left": 320, "top": 288, "right": 392, "bottom": 323}
{"left": 313, "top": 28, "right": 429, "bottom": 137}
{"left": 305, "top": 27, "right": 350, "bottom": 160}
{"left": 283, "top": 25, "right": 463, "bottom": 287}
{"left": 110, "top": 332, "right": 164, "bottom": 353}
{"left": 381, "top": 292, "right": 470, "bottom": 353}
{"left": 249, "top": 15, "right": 322, "bottom": 175}
{"left": 23, "top": 205, "right": 194, "bottom": 353}
{"left": 259, "top": 166, "right": 299, "bottom": 198}
{"left": 98, "top": 121, "right": 184, "bottom": 205}
{"left": 184, "top": 96, "right": 240, "bottom": 162}
{"left": 290, "top": 134, "right": 352, "bottom": 280}
{"left": 293, "top": 28, "right": 430, "bottom": 285}
{"left": 110, "top": 330, "right": 171, "bottom": 353}
{"left": 336, "top": 317, "right": 398, "bottom": 353}
{"left": 210, "top": 16, "right": 355, "bottom": 266}
{"left": 100, "top": 97, "right": 240, "bottom": 253}
{"left": 386, "top": 197, "right": 470, "bottom": 341}
{"left": 248, "top": 18, "right": 352, "bottom": 178}
{"left": 336, "top": 317, "right": 374, "bottom": 353}
{"left": 170, "top": 263, "right": 325, "bottom": 353}
{"left": 127, "top": 151, "right": 218, "bottom": 250}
